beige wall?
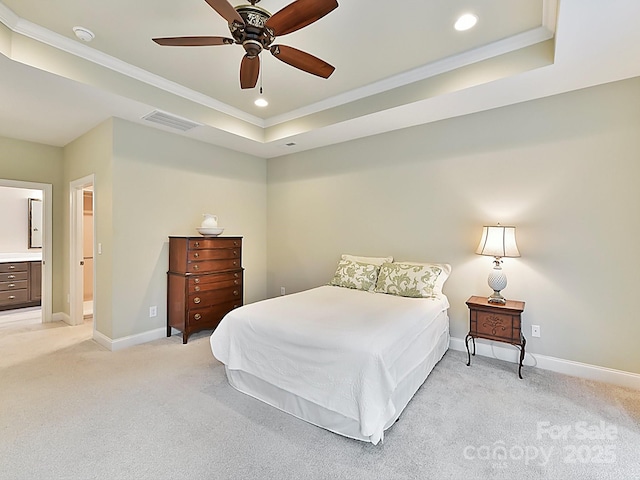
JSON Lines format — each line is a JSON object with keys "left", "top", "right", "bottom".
{"left": 108, "top": 119, "right": 267, "bottom": 340}
{"left": 63, "top": 120, "right": 114, "bottom": 335}
{"left": 3, "top": 77, "right": 638, "bottom": 374}
{"left": 4, "top": 118, "right": 266, "bottom": 342}
{"left": 0, "top": 136, "right": 64, "bottom": 313}
{"left": 62, "top": 118, "right": 267, "bottom": 341}
{"left": 267, "top": 77, "right": 640, "bottom": 374}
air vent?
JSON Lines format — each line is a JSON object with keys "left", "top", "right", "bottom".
{"left": 142, "top": 110, "right": 202, "bottom": 132}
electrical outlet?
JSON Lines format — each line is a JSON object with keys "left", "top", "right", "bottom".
{"left": 280, "top": 286, "right": 286, "bottom": 296}
{"left": 531, "top": 325, "right": 541, "bottom": 338}
{"left": 149, "top": 306, "right": 157, "bottom": 318}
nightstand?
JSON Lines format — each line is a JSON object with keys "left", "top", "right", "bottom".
{"left": 465, "top": 295, "right": 526, "bottom": 379}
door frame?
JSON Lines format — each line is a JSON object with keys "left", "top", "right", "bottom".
{"left": 69, "top": 174, "right": 95, "bottom": 327}
{"left": 0, "top": 179, "right": 52, "bottom": 323}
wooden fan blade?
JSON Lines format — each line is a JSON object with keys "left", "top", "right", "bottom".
{"left": 153, "top": 36, "right": 234, "bottom": 47}
{"left": 266, "top": 0, "right": 338, "bottom": 36}
{"left": 240, "top": 55, "right": 260, "bottom": 89}
{"left": 204, "top": 0, "right": 244, "bottom": 26}
{"left": 270, "top": 45, "right": 335, "bottom": 79}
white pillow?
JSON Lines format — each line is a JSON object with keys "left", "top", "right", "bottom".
{"left": 329, "top": 259, "right": 380, "bottom": 292}
{"left": 395, "top": 261, "right": 451, "bottom": 296}
{"left": 341, "top": 254, "right": 393, "bottom": 267}
{"left": 375, "top": 262, "right": 450, "bottom": 298}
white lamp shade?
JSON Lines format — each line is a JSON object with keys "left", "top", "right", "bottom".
{"left": 476, "top": 225, "right": 520, "bottom": 258}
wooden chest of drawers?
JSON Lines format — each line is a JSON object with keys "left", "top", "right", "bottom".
{"left": 167, "top": 236, "right": 243, "bottom": 344}
{"left": 0, "top": 261, "right": 42, "bottom": 311}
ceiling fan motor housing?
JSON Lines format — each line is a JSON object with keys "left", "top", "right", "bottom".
{"left": 230, "top": 5, "right": 275, "bottom": 57}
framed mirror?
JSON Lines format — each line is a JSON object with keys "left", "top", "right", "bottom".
{"left": 28, "top": 198, "right": 42, "bottom": 249}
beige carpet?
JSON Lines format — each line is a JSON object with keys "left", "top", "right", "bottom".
{"left": 1, "top": 319, "right": 639, "bottom": 480}
{"left": 0, "top": 315, "right": 94, "bottom": 369}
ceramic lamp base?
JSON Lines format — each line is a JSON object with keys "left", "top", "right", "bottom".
{"left": 487, "top": 260, "right": 508, "bottom": 304}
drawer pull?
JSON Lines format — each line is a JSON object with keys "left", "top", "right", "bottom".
{"left": 8, "top": 284, "right": 15, "bottom": 288}
{"left": 233, "top": 304, "right": 240, "bottom": 309}
{"left": 234, "top": 241, "right": 238, "bottom": 246}
{"left": 8, "top": 295, "right": 15, "bottom": 300}
{"left": 234, "top": 272, "right": 239, "bottom": 278}
{"left": 7, "top": 275, "right": 15, "bottom": 280}
{"left": 233, "top": 290, "right": 239, "bottom": 296}
{"left": 194, "top": 242, "right": 200, "bottom": 247}
{"left": 194, "top": 277, "right": 200, "bottom": 284}
{"left": 195, "top": 286, "right": 200, "bottom": 292}
{"left": 233, "top": 250, "right": 238, "bottom": 256}
{"left": 233, "top": 261, "right": 238, "bottom": 266}
{"left": 193, "top": 297, "right": 201, "bottom": 304}
{"left": 194, "top": 252, "right": 199, "bottom": 258}
{"left": 193, "top": 264, "right": 199, "bottom": 271}
{"left": 194, "top": 313, "right": 202, "bottom": 320}
{"left": 234, "top": 280, "right": 239, "bottom": 285}
{"left": 8, "top": 265, "right": 15, "bottom": 270}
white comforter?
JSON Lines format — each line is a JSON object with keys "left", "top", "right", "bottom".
{"left": 210, "top": 286, "right": 449, "bottom": 443}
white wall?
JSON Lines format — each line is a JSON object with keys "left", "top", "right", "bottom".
{"left": 267, "top": 77, "right": 640, "bottom": 374}
{"left": 0, "top": 186, "right": 42, "bottom": 253}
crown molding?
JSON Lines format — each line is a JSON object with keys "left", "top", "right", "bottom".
{"left": 0, "top": 2, "right": 18, "bottom": 28}
{"left": 265, "top": 0, "right": 557, "bottom": 127}
{"left": 0, "top": 1, "right": 264, "bottom": 128}
{"left": 0, "top": 0, "right": 558, "bottom": 135}
{"left": 264, "top": 24, "right": 555, "bottom": 128}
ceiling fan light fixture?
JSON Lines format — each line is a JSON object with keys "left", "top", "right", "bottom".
{"left": 454, "top": 13, "right": 478, "bottom": 31}
{"left": 243, "top": 39, "right": 263, "bottom": 57}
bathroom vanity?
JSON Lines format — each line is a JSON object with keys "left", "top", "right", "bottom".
{"left": 0, "top": 255, "right": 42, "bottom": 311}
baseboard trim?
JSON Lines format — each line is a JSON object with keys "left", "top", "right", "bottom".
{"left": 52, "top": 312, "right": 71, "bottom": 324}
{"left": 92, "top": 327, "right": 167, "bottom": 352}
{"left": 450, "top": 336, "right": 640, "bottom": 390}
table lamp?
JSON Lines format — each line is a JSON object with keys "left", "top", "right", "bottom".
{"left": 475, "top": 224, "right": 520, "bottom": 304}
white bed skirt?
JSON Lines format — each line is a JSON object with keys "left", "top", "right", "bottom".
{"left": 224, "top": 311, "right": 450, "bottom": 444}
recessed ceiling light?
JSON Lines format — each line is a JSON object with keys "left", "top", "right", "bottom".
{"left": 73, "top": 26, "right": 95, "bottom": 42}
{"left": 254, "top": 97, "right": 268, "bottom": 107}
{"left": 454, "top": 13, "right": 478, "bottom": 31}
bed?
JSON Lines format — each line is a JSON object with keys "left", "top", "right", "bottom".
{"left": 210, "top": 257, "right": 451, "bottom": 445}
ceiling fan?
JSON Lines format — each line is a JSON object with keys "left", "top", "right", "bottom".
{"left": 153, "top": 0, "right": 338, "bottom": 89}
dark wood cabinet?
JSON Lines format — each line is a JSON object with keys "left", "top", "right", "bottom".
{"left": 30, "top": 261, "right": 42, "bottom": 301}
{"left": 0, "top": 261, "right": 42, "bottom": 310}
{"left": 167, "top": 236, "right": 243, "bottom": 344}
{"left": 465, "top": 295, "right": 526, "bottom": 378}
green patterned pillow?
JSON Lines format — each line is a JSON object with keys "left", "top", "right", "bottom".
{"left": 375, "top": 262, "right": 445, "bottom": 298}
{"left": 329, "top": 259, "right": 380, "bottom": 292}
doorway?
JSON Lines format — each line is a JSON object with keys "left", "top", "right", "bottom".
{"left": 0, "top": 179, "right": 52, "bottom": 324}
{"left": 69, "top": 175, "right": 95, "bottom": 327}
{"left": 82, "top": 188, "right": 94, "bottom": 319}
